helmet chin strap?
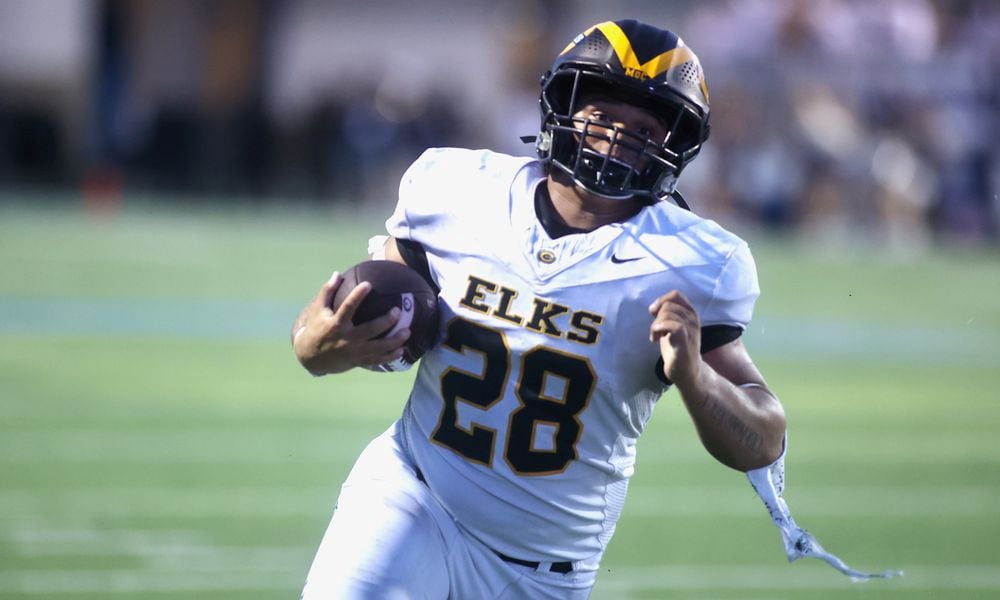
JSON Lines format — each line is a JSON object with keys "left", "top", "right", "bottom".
{"left": 668, "top": 189, "right": 691, "bottom": 210}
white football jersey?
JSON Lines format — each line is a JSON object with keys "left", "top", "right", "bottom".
{"left": 385, "top": 148, "right": 759, "bottom": 567}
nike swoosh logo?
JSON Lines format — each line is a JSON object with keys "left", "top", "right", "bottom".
{"left": 611, "top": 254, "right": 643, "bottom": 264}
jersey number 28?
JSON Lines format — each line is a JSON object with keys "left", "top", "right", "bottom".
{"left": 431, "top": 318, "right": 596, "bottom": 475}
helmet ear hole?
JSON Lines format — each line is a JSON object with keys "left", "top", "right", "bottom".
{"left": 655, "top": 174, "right": 679, "bottom": 198}
{"left": 535, "top": 131, "right": 552, "bottom": 153}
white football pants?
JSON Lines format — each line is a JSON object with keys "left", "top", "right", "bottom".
{"left": 300, "top": 421, "right": 596, "bottom": 599}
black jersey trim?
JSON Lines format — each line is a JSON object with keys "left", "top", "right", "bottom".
{"left": 654, "top": 324, "right": 744, "bottom": 386}
{"left": 535, "top": 183, "right": 590, "bottom": 239}
{"left": 395, "top": 238, "right": 440, "bottom": 295}
{"left": 701, "top": 324, "right": 744, "bottom": 353}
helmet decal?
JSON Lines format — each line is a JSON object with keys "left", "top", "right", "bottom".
{"left": 560, "top": 21, "right": 709, "bottom": 105}
{"left": 568, "top": 22, "right": 695, "bottom": 82}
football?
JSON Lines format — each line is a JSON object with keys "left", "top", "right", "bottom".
{"left": 330, "top": 260, "right": 440, "bottom": 372}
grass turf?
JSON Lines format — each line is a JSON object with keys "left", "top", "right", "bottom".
{"left": 1, "top": 202, "right": 998, "bottom": 599}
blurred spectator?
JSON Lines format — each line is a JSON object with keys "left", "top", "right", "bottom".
{"left": 0, "top": 0, "right": 93, "bottom": 187}
{"left": 89, "top": 0, "right": 270, "bottom": 196}
{"left": 0, "top": 0, "right": 995, "bottom": 247}
{"left": 685, "top": 0, "right": 998, "bottom": 248}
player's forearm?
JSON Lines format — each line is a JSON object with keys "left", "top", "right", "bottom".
{"left": 675, "top": 365, "right": 786, "bottom": 472}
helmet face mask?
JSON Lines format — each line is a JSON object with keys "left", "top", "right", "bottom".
{"left": 537, "top": 21, "right": 711, "bottom": 202}
{"left": 545, "top": 97, "right": 673, "bottom": 200}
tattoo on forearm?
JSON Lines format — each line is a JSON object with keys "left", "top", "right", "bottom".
{"left": 700, "top": 393, "right": 764, "bottom": 452}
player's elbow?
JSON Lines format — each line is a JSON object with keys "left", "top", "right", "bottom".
{"left": 707, "top": 403, "right": 786, "bottom": 472}
{"left": 760, "top": 408, "right": 787, "bottom": 466}
{"left": 741, "top": 405, "right": 787, "bottom": 471}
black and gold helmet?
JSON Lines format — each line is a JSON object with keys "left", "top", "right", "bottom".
{"left": 536, "top": 20, "right": 711, "bottom": 201}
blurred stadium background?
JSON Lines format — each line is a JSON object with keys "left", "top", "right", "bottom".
{"left": 1, "top": 0, "right": 999, "bottom": 598}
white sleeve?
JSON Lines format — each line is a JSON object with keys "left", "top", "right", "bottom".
{"left": 701, "top": 242, "right": 759, "bottom": 329}
{"left": 385, "top": 147, "right": 532, "bottom": 248}
{"left": 386, "top": 147, "right": 456, "bottom": 243}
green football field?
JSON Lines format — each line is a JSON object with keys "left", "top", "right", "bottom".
{"left": 1, "top": 202, "right": 998, "bottom": 599}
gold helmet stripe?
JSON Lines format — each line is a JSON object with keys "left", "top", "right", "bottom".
{"left": 562, "top": 21, "right": 699, "bottom": 82}
{"left": 597, "top": 21, "right": 695, "bottom": 80}
{"left": 560, "top": 23, "right": 600, "bottom": 55}
{"left": 560, "top": 21, "right": 709, "bottom": 103}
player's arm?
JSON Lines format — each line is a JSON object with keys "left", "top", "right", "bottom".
{"left": 378, "top": 236, "right": 439, "bottom": 294}
{"left": 369, "top": 235, "right": 407, "bottom": 264}
{"left": 289, "top": 238, "right": 409, "bottom": 376}
{"left": 650, "top": 291, "right": 786, "bottom": 471}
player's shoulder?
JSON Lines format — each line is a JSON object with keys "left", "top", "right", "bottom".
{"left": 390, "top": 147, "right": 542, "bottom": 242}
{"left": 631, "top": 200, "right": 759, "bottom": 326}
{"left": 396, "top": 147, "right": 541, "bottom": 224}
{"left": 402, "top": 147, "right": 537, "bottom": 189}
{"left": 635, "top": 199, "right": 751, "bottom": 266}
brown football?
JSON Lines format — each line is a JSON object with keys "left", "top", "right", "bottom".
{"left": 330, "top": 260, "right": 440, "bottom": 372}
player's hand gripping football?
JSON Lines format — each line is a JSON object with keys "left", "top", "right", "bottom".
{"left": 292, "top": 272, "right": 410, "bottom": 375}
{"left": 649, "top": 290, "right": 702, "bottom": 388}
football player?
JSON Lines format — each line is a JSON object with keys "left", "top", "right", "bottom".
{"left": 292, "top": 19, "right": 893, "bottom": 599}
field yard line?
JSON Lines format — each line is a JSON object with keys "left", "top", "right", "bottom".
{"left": 11, "top": 526, "right": 205, "bottom": 547}
{"left": 743, "top": 317, "right": 999, "bottom": 367}
{"left": 3, "top": 564, "right": 999, "bottom": 594}
{"left": 14, "top": 541, "right": 305, "bottom": 568}
{"left": 0, "top": 297, "right": 294, "bottom": 340}
{"left": 0, "top": 569, "right": 302, "bottom": 594}
{"left": 12, "top": 526, "right": 306, "bottom": 564}
{"left": 0, "top": 428, "right": 372, "bottom": 463}
{"left": 622, "top": 484, "right": 999, "bottom": 517}
{"left": 0, "top": 487, "right": 336, "bottom": 518}
{"left": 634, "top": 442, "right": 1000, "bottom": 466}
{"left": 1, "top": 297, "right": 997, "bottom": 365}
{"left": 1, "top": 484, "right": 994, "bottom": 518}
{"left": 593, "top": 564, "right": 1000, "bottom": 592}
{"left": 4, "top": 428, "right": 997, "bottom": 466}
